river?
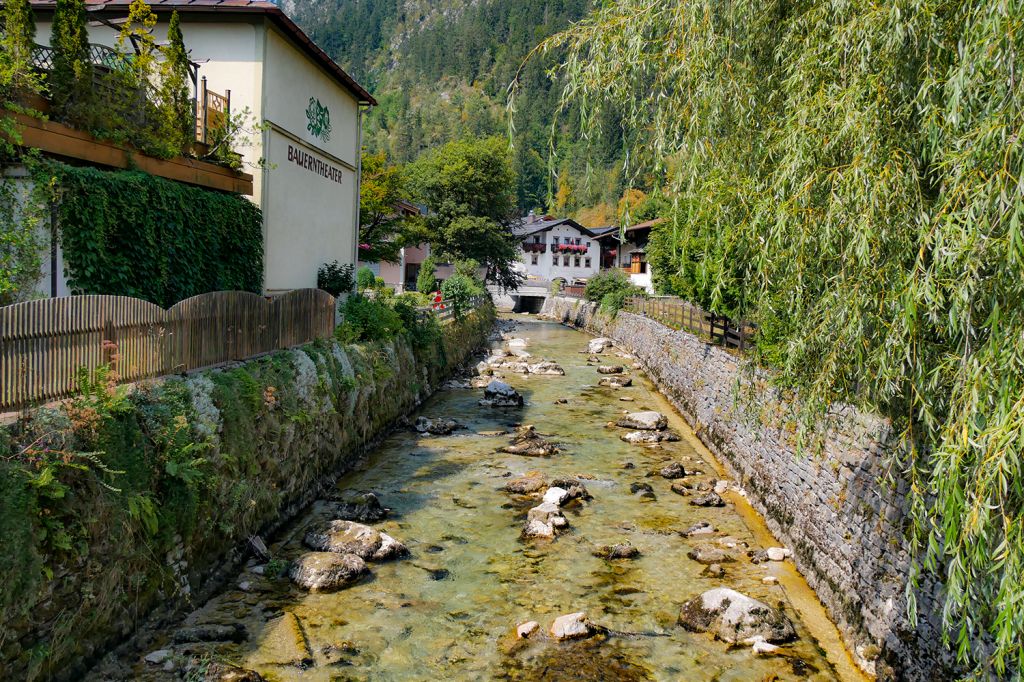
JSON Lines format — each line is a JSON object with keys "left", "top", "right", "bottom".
{"left": 97, "top": 316, "right": 862, "bottom": 682}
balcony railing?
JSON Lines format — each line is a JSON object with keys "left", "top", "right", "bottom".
{"left": 523, "top": 242, "right": 547, "bottom": 254}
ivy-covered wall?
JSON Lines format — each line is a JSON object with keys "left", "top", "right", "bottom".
{"left": 0, "top": 304, "right": 494, "bottom": 681}
{"left": 36, "top": 160, "right": 263, "bottom": 307}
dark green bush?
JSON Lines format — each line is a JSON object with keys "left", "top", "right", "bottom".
{"left": 583, "top": 269, "right": 645, "bottom": 314}
{"left": 317, "top": 261, "right": 354, "bottom": 296}
{"left": 356, "top": 266, "right": 377, "bottom": 291}
{"left": 336, "top": 294, "right": 405, "bottom": 343}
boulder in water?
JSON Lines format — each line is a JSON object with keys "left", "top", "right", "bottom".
{"left": 500, "top": 426, "right": 558, "bottom": 456}
{"left": 616, "top": 411, "right": 668, "bottom": 430}
{"left": 528, "top": 360, "right": 566, "bottom": 375}
{"left": 690, "top": 492, "right": 726, "bottom": 508}
{"left": 204, "top": 663, "right": 265, "bottom": 682}
{"left": 597, "top": 365, "right": 625, "bottom": 374}
{"left": 593, "top": 543, "right": 640, "bottom": 560}
{"left": 414, "top": 416, "right": 463, "bottom": 435}
{"left": 550, "top": 478, "right": 592, "bottom": 502}
{"left": 505, "top": 472, "right": 547, "bottom": 494}
{"left": 289, "top": 552, "right": 367, "bottom": 591}
{"left": 517, "top": 621, "right": 540, "bottom": 639}
{"left": 549, "top": 612, "right": 595, "bottom": 640}
{"left": 687, "top": 543, "right": 735, "bottom": 565}
{"left": 678, "top": 588, "right": 797, "bottom": 644}
{"left": 599, "top": 375, "right": 633, "bottom": 388}
{"left": 620, "top": 429, "right": 679, "bottom": 444}
{"left": 659, "top": 462, "right": 687, "bottom": 479}
{"left": 480, "top": 380, "right": 524, "bottom": 407}
{"left": 332, "top": 492, "right": 389, "bottom": 523}
{"left": 304, "top": 520, "right": 406, "bottom": 561}
{"left": 681, "top": 521, "right": 717, "bottom": 537}
{"left": 588, "top": 338, "right": 614, "bottom": 354}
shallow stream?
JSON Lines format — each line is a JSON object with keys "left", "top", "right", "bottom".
{"left": 105, "top": 317, "right": 862, "bottom": 681}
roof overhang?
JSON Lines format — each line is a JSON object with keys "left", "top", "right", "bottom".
{"left": 26, "top": 0, "right": 376, "bottom": 105}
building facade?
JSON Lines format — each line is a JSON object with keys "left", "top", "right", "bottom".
{"left": 29, "top": 0, "right": 374, "bottom": 295}
{"left": 513, "top": 215, "right": 601, "bottom": 285}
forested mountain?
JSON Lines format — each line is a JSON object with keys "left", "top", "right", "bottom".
{"left": 283, "top": 0, "right": 629, "bottom": 218}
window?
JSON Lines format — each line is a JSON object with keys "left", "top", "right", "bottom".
{"left": 563, "top": 255, "right": 570, "bottom": 266}
{"left": 586, "top": 241, "right": 591, "bottom": 248}
{"left": 585, "top": 257, "right": 591, "bottom": 268}
{"left": 531, "top": 254, "right": 539, "bottom": 265}
{"left": 574, "top": 256, "right": 581, "bottom": 267}
{"left": 552, "top": 236, "right": 559, "bottom": 245}
{"left": 552, "top": 255, "right": 559, "bottom": 266}
{"left": 574, "top": 237, "right": 581, "bottom": 245}
{"left": 533, "top": 235, "right": 541, "bottom": 244}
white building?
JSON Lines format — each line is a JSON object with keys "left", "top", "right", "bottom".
{"left": 29, "top": 0, "right": 374, "bottom": 295}
{"left": 513, "top": 215, "right": 601, "bottom": 285}
{"left": 594, "top": 219, "right": 661, "bottom": 293}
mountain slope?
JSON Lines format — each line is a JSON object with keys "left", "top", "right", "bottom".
{"left": 284, "top": 0, "right": 627, "bottom": 214}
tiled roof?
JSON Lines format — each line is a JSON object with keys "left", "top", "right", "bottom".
{"left": 512, "top": 216, "right": 599, "bottom": 238}
{"left": 26, "top": 0, "right": 375, "bottom": 105}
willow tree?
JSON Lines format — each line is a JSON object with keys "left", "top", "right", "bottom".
{"left": 511, "top": 0, "right": 1024, "bottom": 675}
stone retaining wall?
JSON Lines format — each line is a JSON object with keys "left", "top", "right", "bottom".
{"left": 0, "top": 307, "right": 494, "bottom": 681}
{"left": 542, "top": 297, "right": 951, "bottom": 681}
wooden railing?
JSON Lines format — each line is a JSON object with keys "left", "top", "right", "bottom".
{"left": 418, "top": 294, "right": 488, "bottom": 324}
{"left": 623, "top": 296, "right": 755, "bottom": 351}
{"left": 0, "top": 289, "right": 335, "bottom": 411}
{"left": 196, "top": 77, "right": 230, "bottom": 145}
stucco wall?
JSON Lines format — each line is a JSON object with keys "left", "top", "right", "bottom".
{"left": 541, "top": 297, "right": 954, "bottom": 681}
{"left": 520, "top": 223, "right": 600, "bottom": 283}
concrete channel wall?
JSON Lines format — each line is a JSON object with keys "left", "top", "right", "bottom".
{"left": 541, "top": 297, "right": 952, "bottom": 681}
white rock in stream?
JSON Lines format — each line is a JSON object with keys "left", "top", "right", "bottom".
{"left": 289, "top": 552, "right": 367, "bottom": 591}
{"left": 542, "top": 486, "right": 570, "bottom": 506}
{"left": 766, "top": 547, "right": 792, "bottom": 561}
{"left": 550, "top": 612, "right": 595, "bottom": 640}
{"left": 616, "top": 411, "right": 668, "bottom": 430}
{"left": 678, "top": 588, "right": 797, "bottom": 644}
{"left": 517, "top": 621, "right": 540, "bottom": 639}
{"left": 588, "top": 338, "right": 614, "bottom": 354}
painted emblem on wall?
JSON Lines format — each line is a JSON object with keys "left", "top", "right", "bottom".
{"left": 305, "top": 96, "right": 332, "bottom": 142}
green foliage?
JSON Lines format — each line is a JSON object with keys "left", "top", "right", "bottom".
{"left": 48, "top": 0, "right": 91, "bottom": 119}
{"left": 440, "top": 273, "right": 478, "bottom": 321}
{"left": 31, "top": 159, "right": 262, "bottom": 307}
{"left": 158, "top": 12, "right": 193, "bottom": 154}
{"left": 336, "top": 293, "right": 405, "bottom": 343}
{"left": 358, "top": 151, "right": 426, "bottom": 262}
{"left": 0, "top": 170, "right": 48, "bottom": 305}
{"left": 537, "top": 0, "right": 1024, "bottom": 673}
{"left": 317, "top": 260, "right": 354, "bottom": 296}
{"left": 356, "top": 265, "right": 377, "bottom": 291}
{"left": 583, "top": 269, "right": 644, "bottom": 314}
{"left": 417, "top": 253, "right": 438, "bottom": 294}
{"left": 406, "top": 136, "right": 524, "bottom": 290}
{"left": 0, "top": 0, "right": 42, "bottom": 143}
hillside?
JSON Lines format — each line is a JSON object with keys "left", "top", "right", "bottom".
{"left": 284, "top": 0, "right": 628, "bottom": 217}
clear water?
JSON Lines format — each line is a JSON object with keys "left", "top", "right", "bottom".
{"left": 119, "top": 317, "right": 858, "bottom": 681}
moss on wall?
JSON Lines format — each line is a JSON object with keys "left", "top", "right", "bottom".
{"left": 0, "top": 304, "right": 494, "bottom": 681}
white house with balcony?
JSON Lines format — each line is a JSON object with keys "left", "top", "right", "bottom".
{"left": 512, "top": 214, "right": 601, "bottom": 285}
{"left": 28, "top": 0, "right": 375, "bottom": 296}
{"left": 593, "top": 218, "right": 661, "bottom": 293}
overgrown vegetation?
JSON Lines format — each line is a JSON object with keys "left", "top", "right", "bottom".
{"left": 317, "top": 260, "right": 355, "bottom": 296}
{"left": 583, "top": 269, "right": 645, "bottom": 315}
{"left": 0, "top": 303, "right": 494, "bottom": 680}
{"left": 524, "top": 0, "right": 1024, "bottom": 674}
{"left": 32, "top": 159, "right": 262, "bottom": 307}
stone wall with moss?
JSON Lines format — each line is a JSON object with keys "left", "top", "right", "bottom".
{"left": 0, "top": 305, "right": 494, "bottom": 681}
{"left": 541, "top": 296, "right": 952, "bottom": 681}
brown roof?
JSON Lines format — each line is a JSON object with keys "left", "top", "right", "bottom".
{"left": 27, "top": 0, "right": 376, "bottom": 105}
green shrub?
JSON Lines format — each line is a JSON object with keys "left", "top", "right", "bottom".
{"left": 441, "top": 273, "right": 481, "bottom": 320}
{"left": 356, "top": 266, "right": 377, "bottom": 291}
{"left": 317, "top": 261, "right": 355, "bottom": 296}
{"left": 584, "top": 269, "right": 644, "bottom": 314}
{"left": 417, "top": 254, "right": 438, "bottom": 294}
{"left": 336, "top": 294, "right": 405, "bottom": 343}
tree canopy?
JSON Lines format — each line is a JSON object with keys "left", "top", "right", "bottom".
{"left": 406, "top": 137, "right": 524, "bottom": 290}
{"left": 519, "top": 0, "right": 1024, "bottom": 674}
{"left": 358, "top": 151, "right": 427, "bottom": 263}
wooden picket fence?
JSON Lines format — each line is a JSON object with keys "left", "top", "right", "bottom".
{"left": 0, "top": 289, "right": 336, "bottom": 411}
{"left": 624, "top": 296, "right": 755, "bottom": 351}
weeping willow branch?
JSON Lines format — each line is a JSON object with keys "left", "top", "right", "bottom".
{"left": 511, "top": 0, "right": 1024, "bottom": 675}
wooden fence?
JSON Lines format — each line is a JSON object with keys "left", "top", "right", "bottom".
{"left": 561, "top": 284, "right": 586, "bottom": 298}
{"left": 0, "top": 289, "right": 336, "bottom": 411}
{"left": 624, "top": 296, "right": 755, "bottom": 351}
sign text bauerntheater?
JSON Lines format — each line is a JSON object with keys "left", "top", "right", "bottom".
{"left": 287, "top": 144, "right": 344, "bottom": 185}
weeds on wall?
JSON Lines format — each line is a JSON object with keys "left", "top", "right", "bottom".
{"left": 0, "top": 302, "right": 493, "bottom": 680}
{"left": 27, "top": 159, "right": 262, "bottom": 307}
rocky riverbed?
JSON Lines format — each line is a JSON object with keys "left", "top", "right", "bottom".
{"left": 88, "top": 317, "right": 858, "bottom": 682}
